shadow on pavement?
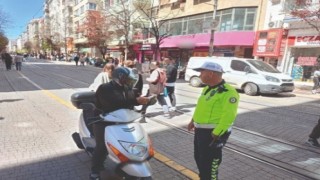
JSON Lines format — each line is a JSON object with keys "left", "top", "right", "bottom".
{"left": 0, "top": 99, "right": 24, "bottom": 103}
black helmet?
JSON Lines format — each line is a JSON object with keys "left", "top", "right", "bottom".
{"left": 112, "top": 67, "right": 138, "bottom": 89}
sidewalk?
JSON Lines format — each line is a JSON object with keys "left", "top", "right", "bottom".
{"left": 294, "top": 81, "right": 314, "bottom": 91}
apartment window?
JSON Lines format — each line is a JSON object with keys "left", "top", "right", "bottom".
{"left": 193, "top": 0, "right": 211, "bottom": 5}
{"left": 74, "top": 9, "right": 79, "bottom": 17}
{"left": 171, "top": 2, "right": 180, "bottom": 10}
{"left": 160, "top": 7, "right": 256, "bottom": 36}
{"left": 169, "top": 20, "right": 183, "bottom": 35}
{"left": 80, "top": 5, "right": 84, "bottom": 14}
{"left": 159, "top": 21, "right": 169, "bottom": 36}
{"left": 232, "top": 8, "right": 245, "bottom": 30}
{"left": 187, "top": 18, "right": 203, "bottom": 34}
{"left": 151, "top": 7, "right": 159, "bottom": 17}
{"left": 220, "top": 9, "right": 232, "bottom": 31}
{"left": 244, "top": 9, "right": 256, "bottom": 30}
{"left": 87, "top": 3, "right": 97, "bottom": 10}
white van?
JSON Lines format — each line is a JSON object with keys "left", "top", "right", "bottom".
{"left": 185, "top": 56, "right": 294, "bottom": 96}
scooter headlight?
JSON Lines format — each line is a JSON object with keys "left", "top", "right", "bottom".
{"left": 119, "top": 140, "right": 148, "bottom": 157}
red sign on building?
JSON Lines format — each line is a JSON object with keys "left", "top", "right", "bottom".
{"left": 296, "top": 57, "right": 318, "bottom": 66}
{"left": 253, "top": 28, "right": 284, "bottom": 57}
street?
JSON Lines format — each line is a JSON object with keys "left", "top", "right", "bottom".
{"left": 0, "top": 59, "right": 320, "bottom": 180}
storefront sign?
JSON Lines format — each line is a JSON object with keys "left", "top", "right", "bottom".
{"left": 295, "top": 35, "right": 320, "bottom": 46}
{"left": 253, "top": 28, "right": 284, "bottom": 57}
{"left": 140, "top": 44, "right": 152, "bottom": 51}
{"left": 296, "top": 56, "right": 317, "bottom": 66}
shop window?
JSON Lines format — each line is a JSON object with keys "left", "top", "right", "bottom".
{"left": 231, "top": 60, "right": 249, "bottom": 72}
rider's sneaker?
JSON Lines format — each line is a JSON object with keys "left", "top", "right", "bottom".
{"left": 89, "top": 173, "right": 100, "bottom": 180}
{"left": 312, "top": 90, "right": 317, "bottom": 94}
{"left": 307, "top": 138, "right": 320, "bottom": 147}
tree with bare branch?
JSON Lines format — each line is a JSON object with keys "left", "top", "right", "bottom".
{"left": 107, "top": 0, "right": 142, "bottom": 61}
{"left": 78, "top": 10, "right": 113, "bottom": 59}
{"left": 0, "top": 32, "right": 8, "bottom": 52}
{"left": 24, "top": 41, "right": 33, "bottom": 53}
{"left": 134, "top": 0, "right": 180, "bottom": 60}
{"left": 288, "top": 0, "right": 320, "bottom": 33}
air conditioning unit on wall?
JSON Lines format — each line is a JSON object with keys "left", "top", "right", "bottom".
{"left": 268, "top": 20, "right": 284, "bottom": 28}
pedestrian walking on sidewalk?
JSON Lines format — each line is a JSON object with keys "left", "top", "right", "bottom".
{"left": 80, "top": 54, "right": 85, "bottom": 66}
{"left": 2, "top": 52, "right": 12, "bottom": 70}
{"left": 307, "top": 117, "right": 320, "bottom": 147}
{"left": 14, "top": 54, "right": 23, "bottom": 71}
{"left": 312, "top": 68, "right": 320, "bottom": 94}
{"left": 164, "top": 57, "right": 178, "bottom": 111}
{"left": 140, "top": 61, "right": 170, "bottom": 117}
{"left": 74, "top": 54, "right": 79, "bottom": 66}
{"left": 187, "top": 62, "right": 239, "bottom": 180}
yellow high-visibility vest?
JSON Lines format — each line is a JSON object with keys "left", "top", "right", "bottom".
{"left": 193, "top": 82, "right": 239, "bottom": 136}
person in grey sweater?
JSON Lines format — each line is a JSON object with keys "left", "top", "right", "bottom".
{"left": 14, "top": 54, "right": 23, "bottom": 71}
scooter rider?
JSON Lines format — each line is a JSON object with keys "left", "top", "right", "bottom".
{"left": 90, "top": 67, "right": 150, "bottom": 180}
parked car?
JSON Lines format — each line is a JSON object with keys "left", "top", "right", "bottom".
{"left": 185, "top": 56, "right": 295, "bottom": 96}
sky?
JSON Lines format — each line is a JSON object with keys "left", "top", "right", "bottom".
{"left": 0, "top": 0, "right": 44, "bottom": 40}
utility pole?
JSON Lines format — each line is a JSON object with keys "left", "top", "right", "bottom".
{"left": 208, "top": 0, "right": 218, "bottom": 57}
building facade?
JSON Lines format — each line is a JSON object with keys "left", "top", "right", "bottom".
{"left": 155, "top": 0, "right": 268, "bottom": 66}
{"left": 254, "top": 0, "right": 320, "bottom": 81}
{"left": 73, "top": 0, "right": 103, "bottom": 57}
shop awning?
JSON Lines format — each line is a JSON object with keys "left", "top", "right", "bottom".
{"left": 160, "top": 31, "right": 255, "bottom": 48}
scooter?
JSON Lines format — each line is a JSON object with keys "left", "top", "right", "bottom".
{"left": 70, "top": 91, "right": 154, "bottom": 179}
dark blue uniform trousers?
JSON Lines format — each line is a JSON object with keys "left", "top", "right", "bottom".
{"left": 194, "top": 128, "right": 230, "bottom": 180}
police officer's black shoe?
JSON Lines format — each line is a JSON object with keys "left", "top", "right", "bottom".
{"left": 307, "top": 138, "right": 320, "bottom": 147}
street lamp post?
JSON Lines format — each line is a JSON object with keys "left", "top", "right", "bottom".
{"left": 208, "top": 0, "right": 218, "bottom": 57}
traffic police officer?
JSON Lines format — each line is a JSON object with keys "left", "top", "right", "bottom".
{"left": 188, "top": 61, "right": 239, "bottom": 180}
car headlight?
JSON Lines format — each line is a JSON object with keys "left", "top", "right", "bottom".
{"left": 119, "top": 140, "right": 148, "bottom": 157}
{"left": 265, "top": 75, "right": 280, "bottom": 82}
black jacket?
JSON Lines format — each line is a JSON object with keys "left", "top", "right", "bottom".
{"left": 95, "top": 81, "right": 138, "bottom": 113}
{"left": 166, "top": 64, "right": 177, "bottom": 83}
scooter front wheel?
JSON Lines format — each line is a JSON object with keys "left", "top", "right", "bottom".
{"left": 116, "top": 166, "right": 152, "bottom": 180}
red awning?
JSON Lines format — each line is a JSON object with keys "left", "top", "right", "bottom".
{"left": 160, "top": 31, "right": 255, "bottom": 48}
